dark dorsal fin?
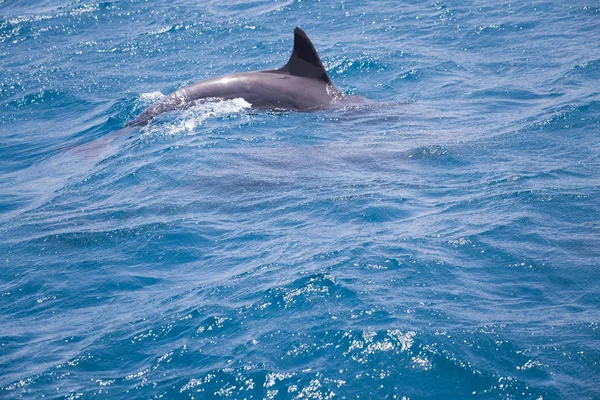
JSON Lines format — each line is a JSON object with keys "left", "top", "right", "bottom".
{"left": 278, "top": 27, "right": 332, "bottom": 84}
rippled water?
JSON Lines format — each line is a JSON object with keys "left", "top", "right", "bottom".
{"left": 1, "top": 0, "right": 599, "bottom": 398}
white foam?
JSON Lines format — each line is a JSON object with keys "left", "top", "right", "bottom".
{"left": 139, "top": 91, "right": 165, "bottom": 103}
{"left": 142, "top": 97, "right": 252, "bottom": 137}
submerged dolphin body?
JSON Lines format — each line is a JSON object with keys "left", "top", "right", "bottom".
{"left": 128, "top": 27, "right": 355, "bottom": 127}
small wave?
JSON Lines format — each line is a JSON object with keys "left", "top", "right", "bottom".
{"left": 566, "top": 58, "right": 600, "bottom": 81}
{"left": 406, "top": 144, "right": 451, "bottom": 159}
{"left": 529, "top": 104, "right": 584, "bottom": 131}
{"left": 326, "top": 55, "right": 388, "bottom": 76}
{"left": 470, "top": 24, "right": 503, "bottom": 36}
{"left": 204, "top": 0, "right": 295, "bottom": 18}
{"left": 144, "top": 24, "right": 188, "bottom": 36}
{"left": 0, "top": 2, "right": 104, "bottom": 43}
{"left": 246, "top": 273, "right": 356, "bottom": 313}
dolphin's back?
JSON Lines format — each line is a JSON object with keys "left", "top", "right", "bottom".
{"left": 128, "top": 27, "right": 341, "bottom": 127}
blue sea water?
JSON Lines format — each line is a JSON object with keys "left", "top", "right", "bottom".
{"left": 1, "top": 0, "right": 599, "bottom": 398}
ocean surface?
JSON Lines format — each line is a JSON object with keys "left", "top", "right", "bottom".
{"left": 1, "top": 0, "right": 599, "bottom": 398}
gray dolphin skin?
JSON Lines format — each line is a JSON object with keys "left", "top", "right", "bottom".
{"left": 128, "top": 27, "right": 349, "bottom": 127}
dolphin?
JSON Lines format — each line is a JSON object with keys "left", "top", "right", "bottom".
{"left": 127, "top": 27, "right": 356, "bottom": 127}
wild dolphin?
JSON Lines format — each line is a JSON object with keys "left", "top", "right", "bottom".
{"left": 127, "top": 27, "right": 354, "bottom": 126}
